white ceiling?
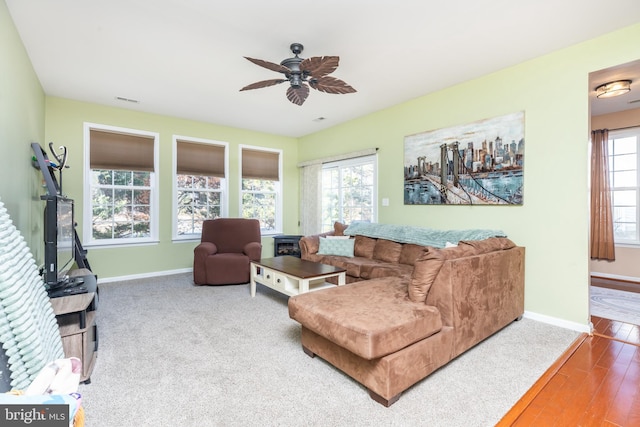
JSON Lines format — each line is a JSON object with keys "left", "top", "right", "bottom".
{"left": 6, "top": 0, "right": 640, "bottom": 138}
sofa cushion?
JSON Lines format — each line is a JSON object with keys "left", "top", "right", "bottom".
{"left": 360, "top": 262, "right": 413, "bottom": 280}
{"left": 288, "top": 277, "right": 443, "bottom": 360}
{"left": 318, "top": 237, "right": 355, "bottom": 257}
{"left": 373, "top": 239, "right": 402, "bottom": 263}
{"left": 354, "top": 235, "right": 376, "bottom": 258}
{"left": 398, "top": 243, "right": 426, "bottom": 266}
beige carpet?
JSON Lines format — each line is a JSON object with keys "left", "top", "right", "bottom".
{"left": 79, "top": 273, "right": 579, "bottom": 426}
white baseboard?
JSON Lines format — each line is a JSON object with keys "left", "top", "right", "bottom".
{"left": 524, "top": 311, "right": 592, "bottom": 334}
{"left": 590, "top": 272, "right": 640, "bottom": 283}
{"left": 97, "top": 268, "right": 192, "bottom": 284}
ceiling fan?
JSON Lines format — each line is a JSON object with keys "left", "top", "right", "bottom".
{"left": 240, "top": 43, "right": 356, "bottom": 106}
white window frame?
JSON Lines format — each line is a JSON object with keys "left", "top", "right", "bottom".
{"left": 609, "top": 127, "right": 640, "bottom": 247}
{"left": 239, "top": 145, "right": 283, "bottom": 235}
{"left": 83, "top": 122, "right": 160, "bottom": 247}
{"left": 321, "top": 154, "right": 378, "bottom": 231}
{"left": 172, "top": 135, "right": 229, "bottom": 241}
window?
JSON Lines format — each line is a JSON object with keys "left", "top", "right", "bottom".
{"left": 84, "top": 123, "right": 159, "bottom": 246}
{"left": 321, "top": 155, "right": 377, "bottom": 232}
{"left": 609, "top": 127, "right": 640, "bottom": 245}
{"left": 174, "top": 137, "right": 228, "bottom": 239}
{"left": 241, "top": 146, "right": 282, "bottom": 233}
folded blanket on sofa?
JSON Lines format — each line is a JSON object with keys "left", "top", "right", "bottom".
{"left": 343, "top": 222, "right": 506, "bottom": 248}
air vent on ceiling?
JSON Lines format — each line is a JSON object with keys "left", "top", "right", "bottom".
{"left": 629, "top": 99, "right": 640, "bottom": 104}
{"left": 115, "top": 96, "right": 140, "bottom": 104}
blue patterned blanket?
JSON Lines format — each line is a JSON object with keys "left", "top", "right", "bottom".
{"left": 343, "top": 222, "right": 506, "bottom": 248}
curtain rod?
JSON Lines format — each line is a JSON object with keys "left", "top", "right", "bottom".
{"left": 596, "top": 124, "right": 640, "bottom": 132}
{"left": 610, "top": 125, "right": 640, "bottom": 131}
{"left": 297, "top": 147, "right": 378, "bottom": 168}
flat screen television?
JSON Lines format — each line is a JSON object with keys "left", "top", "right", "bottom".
{"left": 44, "top": 196, "right": 76, "bottom": 288}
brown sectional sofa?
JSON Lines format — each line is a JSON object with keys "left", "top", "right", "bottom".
{"left": 288, "top": 223, "right": 525, "bottom": 406}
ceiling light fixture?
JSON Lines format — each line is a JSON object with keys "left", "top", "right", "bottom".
{"left": 595, "top": 80, "right": 631, "bottom": 98}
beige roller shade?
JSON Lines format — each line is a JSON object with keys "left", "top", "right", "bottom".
{"left": 90, "top": 129, "right": 155, "bottom": 172}
{"left": 242, "top": 148, "right": 280, "bottom": 181}
{"left": 177, "top": 140, "right": 225, "bottom": 177}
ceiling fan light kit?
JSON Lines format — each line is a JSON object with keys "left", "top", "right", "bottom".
{"left": 595, "top": 80, "right": 632, "bottom": 98}
{"left": 240, "top": 43, "right": 356, "bottom": 106}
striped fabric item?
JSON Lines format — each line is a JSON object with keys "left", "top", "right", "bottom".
{"left": 0, "top": 199, "right": 63, "bottom": 390}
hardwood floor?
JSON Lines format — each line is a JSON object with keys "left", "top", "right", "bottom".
{"left": 590, "top": 276, "right": 640, "bottom": 294}
{"left": 498, "top": 316, "right": 640, "bottom": 426}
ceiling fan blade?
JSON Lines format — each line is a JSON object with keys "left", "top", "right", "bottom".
{"left": 309, "top": 76, "right": 357, "bottom": 94}
{"left": 240, "top": 79, "right": 287, "bottom": 91}
{"left": 244, "top": 57, "right": 291, "bottom": 74}
{"left": 300, "top": 56, "right": 339, "bottom": 77}
{"left": 286, "top": 84, "right": 310, "bottom": 106}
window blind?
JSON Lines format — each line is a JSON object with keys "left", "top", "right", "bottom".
{"left": 242, "top": 148, "right": 280, "bottom": 181}
{"left": 177, "top": 140, "right": 225, "bottom": 177}
{"left": 90, "top": 129, "right": 155, "bottom": 172}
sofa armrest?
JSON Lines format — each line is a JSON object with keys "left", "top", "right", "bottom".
{"left": 244, "top": 242, "right": 262, "bottom": 261}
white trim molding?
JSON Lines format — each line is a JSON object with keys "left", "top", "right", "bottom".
{"left": 524, "top": 310, "right": 592, "bottom": 334}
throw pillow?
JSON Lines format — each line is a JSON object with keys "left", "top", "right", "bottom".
{"left": 326, "top": 235, "right": 351, "bottom": 240}
{"left": 409, "top": 247, "right": 445, "bottom": 303}
{"left": 318, "top": 237, "right": 355, "bottom": 257}
{"left": 333, "top": 221, "right": 348, "bottom": 236}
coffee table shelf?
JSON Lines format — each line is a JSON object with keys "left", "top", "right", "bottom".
{"left": 250, "top": 256, "right": 346, "bottom": 297}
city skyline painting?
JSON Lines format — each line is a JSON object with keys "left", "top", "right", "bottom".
{"left": 404, "top": 111, "right": 525, "bottom": 205}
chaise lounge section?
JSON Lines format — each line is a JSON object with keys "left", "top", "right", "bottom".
{"left": 288, "top": 224, "right": 525, "bottom": 406}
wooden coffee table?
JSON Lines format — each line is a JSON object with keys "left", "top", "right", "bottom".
{"left": 250, "top": 256, "right": 346, "bottom": 297}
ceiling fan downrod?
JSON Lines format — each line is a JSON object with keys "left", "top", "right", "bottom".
{"left": 280, "top": 43, "right": 305, "bottom": 87}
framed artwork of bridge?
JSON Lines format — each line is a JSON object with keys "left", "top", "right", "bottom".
{"left": 403, "top": 111, "right": 525, "bottom": 205}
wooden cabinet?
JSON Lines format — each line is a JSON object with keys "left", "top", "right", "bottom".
{"left": 49, "top": 275, "right": 98, "bottom": 383}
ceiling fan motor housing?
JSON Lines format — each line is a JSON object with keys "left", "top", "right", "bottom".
{"left": 280, "top": 56, "right": 304, "bottom": 87}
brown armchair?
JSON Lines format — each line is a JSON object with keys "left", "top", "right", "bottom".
{"left": 193, "top": 218, "right": 262, "bottom": 285}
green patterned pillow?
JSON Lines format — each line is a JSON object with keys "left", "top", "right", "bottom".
{"left": 317, "top": 237, "right": 355, "bottom": 257}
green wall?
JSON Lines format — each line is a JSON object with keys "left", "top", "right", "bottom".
{"left": 44, "top": 98, "right": 298, "bottom": 279}
{"left": 4, "top": 0, "right": 640, "bottom": 327}
{"left": 0, "top": 1, "right": 45, "bottom": 259}
{"left": 298, "top": 23, "right": 640, "bottom": 326}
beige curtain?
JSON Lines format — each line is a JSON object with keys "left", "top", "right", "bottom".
{"left": 299, "top": 163, "right": 322, "bottom": 235}
{"left": 590, "top": 129, "right": 615, "bottom": 260}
